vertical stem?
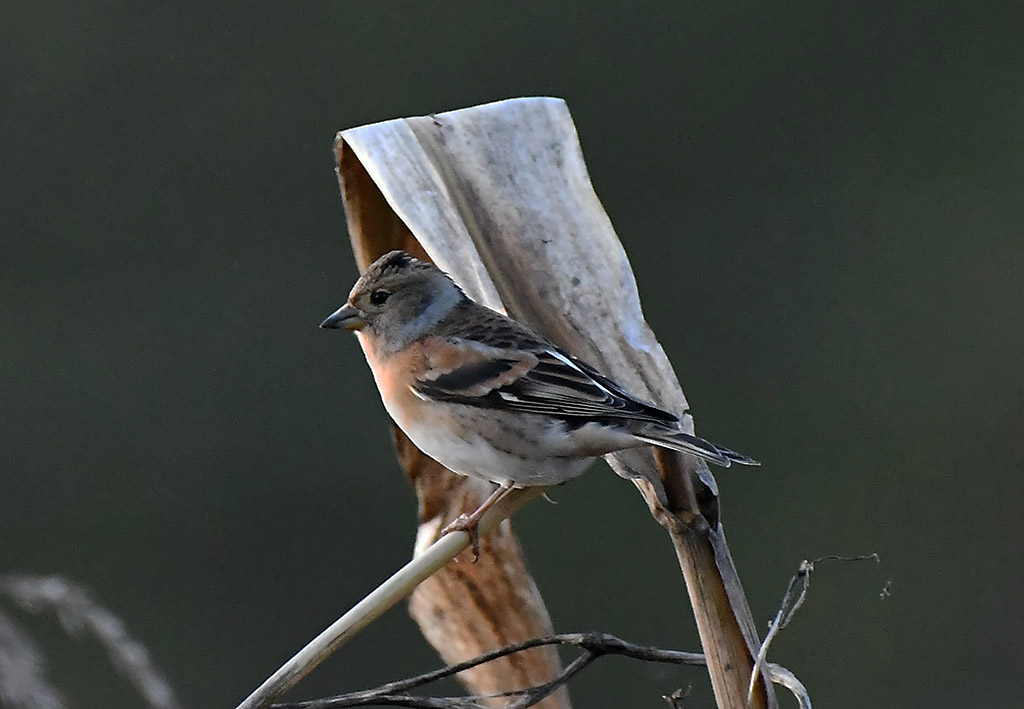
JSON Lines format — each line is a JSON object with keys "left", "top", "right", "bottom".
{"left": 649, "top": 449, "right": 775, "bottom": 709}
{"left": 668, "top": 519, "right": 771, "bottom": 709}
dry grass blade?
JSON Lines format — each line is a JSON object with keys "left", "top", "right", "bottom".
{"left": 0, "top": 607, "right": 65, "bottom": 709}
{"left": 0, "top": 575, "right": 181, "bottom": 709}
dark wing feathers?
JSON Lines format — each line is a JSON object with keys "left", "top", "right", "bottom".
{"left": 520, "top": 349, "right": 679, "bottom": 423}
{"left": 414, "top": 343, "right": 679, "bottom": 425}
{"left": 554, "top": 353, "right": 683, "bottom": 419}
{"left": 427, "top": 359, "right": 519, "bottom": 392}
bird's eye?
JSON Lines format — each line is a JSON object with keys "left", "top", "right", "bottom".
{"left": 369, "top": 289, "right": 391, "bottom": 306}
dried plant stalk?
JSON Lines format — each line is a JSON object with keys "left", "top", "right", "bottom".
{"left": 338, "top": 148, "right": 569, "bottom": 709}
{"left": 395, "top": 433, "right": 570, "bottom": 709}
{"left": 335, "top": 97, "right": 775, "bottom": 709}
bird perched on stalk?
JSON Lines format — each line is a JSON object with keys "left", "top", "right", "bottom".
{"left": 321, "top": 250, "right": 757, "bottom": 552}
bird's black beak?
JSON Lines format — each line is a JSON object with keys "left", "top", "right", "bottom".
{"left": 320, "top": 304, "right": 366, "bottom": 331}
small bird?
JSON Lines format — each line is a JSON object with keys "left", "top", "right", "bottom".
{"left": 321, "top": 250, "right": 757, "bottom": 547}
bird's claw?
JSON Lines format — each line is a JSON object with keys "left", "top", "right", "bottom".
{"left": 441, "top": 514, "right": 482, "bottom": 562}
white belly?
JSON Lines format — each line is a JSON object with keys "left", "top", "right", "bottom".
{"left": 394, "top": 402, "right": 599, "bottom": 487}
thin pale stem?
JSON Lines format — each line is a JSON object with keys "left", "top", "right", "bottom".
{"left": 234, "top": 487, "right": 542, "bottom": 709}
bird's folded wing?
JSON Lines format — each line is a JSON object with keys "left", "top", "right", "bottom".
{"left": 413, "top": 338, "right": 680, "bottom": 424}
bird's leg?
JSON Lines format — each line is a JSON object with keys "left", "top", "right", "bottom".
{"left": 441, "top": 481, "right": 515, "bottom": 561}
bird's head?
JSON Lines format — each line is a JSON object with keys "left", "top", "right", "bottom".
{"left": 320, "top": 250, "right": 465, "bottom": 351}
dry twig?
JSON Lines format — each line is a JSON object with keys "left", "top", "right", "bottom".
{"left": 745, "top": 554, "right": 881, "bottom": 708}
{"left": 267, "top": 631, "right": 818, "bottom": 709}
{"left": 269, "top": 633, "right": 704, "bottom": 709}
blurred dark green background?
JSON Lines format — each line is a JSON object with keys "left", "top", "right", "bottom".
{"left": 3, "top": 3, "right": 1022, "bottom": 707}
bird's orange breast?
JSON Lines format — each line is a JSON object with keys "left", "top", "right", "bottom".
{"left": 356, "top": 332, "right": 430, "bottom": 430}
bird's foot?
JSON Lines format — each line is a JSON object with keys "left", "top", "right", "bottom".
{"left": 439, "top": 481, "right": 515, "bottom": 562}
{"left": 441, "top": 514, "right": 484, "bottom": 561}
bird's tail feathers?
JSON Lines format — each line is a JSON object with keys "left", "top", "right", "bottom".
{"left": 634, "top": 428, "right": 760, "bottom": 468}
